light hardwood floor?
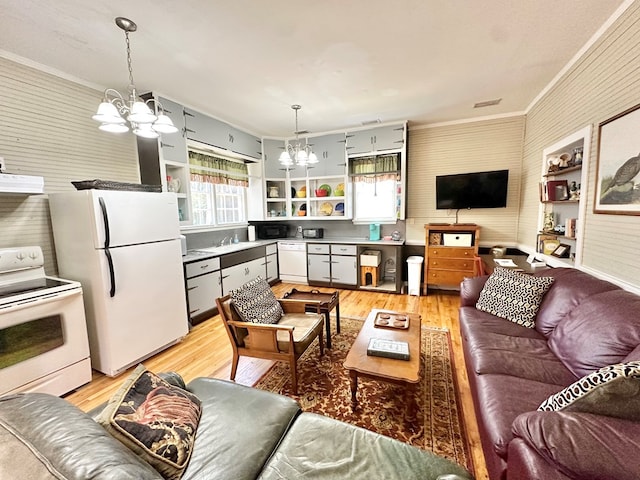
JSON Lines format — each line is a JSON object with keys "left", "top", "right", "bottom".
{"left": 64, "top": 283, "right": 488, "bottom": 480}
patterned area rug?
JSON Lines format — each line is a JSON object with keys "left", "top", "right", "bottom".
{"left": 254, "top": 316, "right": 473, "bottom": 472}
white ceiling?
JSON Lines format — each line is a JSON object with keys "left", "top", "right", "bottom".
{"left": 0, "top": 0, "right": 627, "bottom": 137}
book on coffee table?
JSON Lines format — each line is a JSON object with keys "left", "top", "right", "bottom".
{"left": 367, "top": 338, "right": 410, "bottom": 360}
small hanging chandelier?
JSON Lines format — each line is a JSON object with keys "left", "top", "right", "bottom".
{"left": 92, "top": 17, "right": 178, "bottom": 138}
{"left": 279, "top": 105, "right": 318, "bottom": 166}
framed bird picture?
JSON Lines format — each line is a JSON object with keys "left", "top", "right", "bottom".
{"left": 594, "top": 103, "right": 640, "bottom": 215}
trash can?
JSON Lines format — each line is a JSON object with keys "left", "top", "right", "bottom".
{"left": 406, "top": 256, "right": 424, "bottom": 296}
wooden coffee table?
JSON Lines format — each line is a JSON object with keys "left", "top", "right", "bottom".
{"left": 343, "top": 309, "right": 422, "bottom": 410}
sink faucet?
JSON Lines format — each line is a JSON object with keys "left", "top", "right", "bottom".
{"left": 219, "top": 237, "right": 229, "bottom": 246}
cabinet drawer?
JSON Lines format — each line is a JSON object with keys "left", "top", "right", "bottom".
{"left": 426, "top": 269, "right": 471, "bottom": 286}
{"left": 428, "top": 247, "right": 475, "bottom": 259}
{"left": 187, "top": 272, "right": 221, "bottom": 316}
{"left": 331, "top": 244, "right": 357, "bottom": 255}
{"left": 428, "top": 258, "right": 474, "bottom": 272}
{"left": 308, "top": 244, "right": 330, "bottom": 254}
{"left": 185, "top": 257, "right": 220, "bottom": 278}
{"left": 265, "top": 243, "right": 277, "bottom": 255}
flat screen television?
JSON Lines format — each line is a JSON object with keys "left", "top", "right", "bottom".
{"left": 436, "top": 169, "right": 509, "bottom": 209}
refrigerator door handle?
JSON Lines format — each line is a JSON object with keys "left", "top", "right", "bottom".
{"left": 98, "top": 197, "right": 111, "bottom": 248}
{"left": 99, "top": 197, "right": 116, "bottom": 297}
{"left": 105, "top": 247, "right": 116, "bottom": 298}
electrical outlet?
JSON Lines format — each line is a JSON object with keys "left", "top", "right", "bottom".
{"left": 0, "top": 157, "right": 5, "bottom": 173}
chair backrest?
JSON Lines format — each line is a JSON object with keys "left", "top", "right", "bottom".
{"left": 216, "top": 295, "right": 249, "bottom": 348}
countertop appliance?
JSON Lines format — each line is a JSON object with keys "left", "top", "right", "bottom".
{"left": 302, "top": 228, "right": 324, "bottom": 239}
{"left": 277, "top": 241, "right": 307, "bottom": 284}
{"left": 0, "top": 246, "right": 91, "bottom": 397}
{"left": 257, "top": 223, "right": 288, "bottom": 239}
{"left": 49, "top": 190, "right": 189, "bottom": 377}
{"left": 369, "top": 223, "right": 381, "bottom": 241}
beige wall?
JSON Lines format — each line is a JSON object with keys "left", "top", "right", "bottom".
{"left": 519, "top": 1, "right": 640, "bottom": 291}
{"left": 0, "top": 57, "right": 139, "bottom": 274}
{"left": 405, "top": 116, "right": 525, "bottom": 246}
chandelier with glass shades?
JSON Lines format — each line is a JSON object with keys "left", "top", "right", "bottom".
{"left": 92, "top": 17, "right": 178, "bottom": 138}
{"left": 279, "top": 105, "right": 318, "bottom": 167}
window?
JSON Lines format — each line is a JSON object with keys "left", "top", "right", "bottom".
{"left": 350, "top": 154, "right": 400, "bottom": 223}
{"left": 189, "top": 150, "right": 248, "bottom": 226}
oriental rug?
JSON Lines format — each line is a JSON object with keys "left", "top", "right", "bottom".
{"left": 254, "top": 316, "right": 473, "bottom": 473}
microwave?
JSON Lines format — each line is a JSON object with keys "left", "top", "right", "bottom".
{"left": 302, "top": 228, "right": 324, "bottom": 239}
{"left": 256, "top": 224, "right": 288, "bottom": 239}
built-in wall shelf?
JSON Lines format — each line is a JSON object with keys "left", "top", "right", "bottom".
{"left": 0, "top": 173, "right": 44, "bottom": 194}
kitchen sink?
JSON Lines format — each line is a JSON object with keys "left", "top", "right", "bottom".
{"left": 191, "top": 242, "right": 263, "bottom": 256}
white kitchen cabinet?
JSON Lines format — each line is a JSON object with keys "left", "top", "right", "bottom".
{"left": 346, "top": 124, "right": 405, "bottom": 155}
{"left": 307, "top": 243, "right": 357, "bottom": 286}
{"left": 228, "top": 127, "right": 262, "bottom": 160}
{"left": 157, "top": 96, "right": 187, "bottom": 164}
{"left": 184, "top": 256, "right": 222, "bottom": 324}
{"left": 265, "top": 243, "right": 279, "bottom": 283}
{"left": 221, "top": 257, "right": 266, "bottom": 294}
{"left": 263, "top": 139, "right": 288, "bottom": 179}
{"left": 307, "top": 133, "right": 346, "bottom": 177}
{"left": 308, "top": 253, "right": 331, "bottom": 283}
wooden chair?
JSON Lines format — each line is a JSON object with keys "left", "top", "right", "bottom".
{"left": 216, "top": 294, "right": 325, "bottom": 394}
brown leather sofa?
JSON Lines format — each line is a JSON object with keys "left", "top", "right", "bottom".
{"left": 459, "top": 267, "right": 640, "bottom": 480}
{"left": 0, "top": 374, "right": 473, "bottom": 480}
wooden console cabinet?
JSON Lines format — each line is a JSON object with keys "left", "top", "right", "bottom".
{"left": 423, "top": 224, "right": 480, "bottom": 295}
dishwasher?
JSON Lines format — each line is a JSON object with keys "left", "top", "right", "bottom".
{"left": 277, "top": 241, "right": 308, "bottom": 284}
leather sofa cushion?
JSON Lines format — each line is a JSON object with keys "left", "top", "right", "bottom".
{"left": 460, "top": 307, "right": 545, "bottom": 341}
{"left": 0, "top": 393, "right": 161, "bottom": 480}
{"left": 533, "top": 268, "right": 620, "bottom": 338}
{"left": 548, "top": 289, "right": 640, "bottom": 378}
{"left": 512, "top": 411, "right": 640, "bottom": 480}
{"left": 181, "top": 378, "right": 301, "bottom": 480}
{"left": 474, "top": 375, "right": 562, "bottom": 458}
{"left": 258, "top": 412, "right": 473, "bottom": 480}
{"left": 507, "top": 439, "right": 574, "bottom": 480}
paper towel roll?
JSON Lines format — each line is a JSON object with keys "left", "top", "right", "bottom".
{"left": 248, "top": 225, "right": 256, "bottom": 242}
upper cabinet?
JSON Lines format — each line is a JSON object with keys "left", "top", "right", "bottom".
{"left": 184, "top": 108, "right": 262, "bottom": 161}
{"left": 157, "top": 96, "right": 187, "bottom": 164}
{"left": 307, "top": 133, "right": 347, "bottom": 177}
{"left": 263, "top": 139, "right": 287, "bottom": 178}
{"left": 346, "top": 124, "right": 405, "bottom": 155}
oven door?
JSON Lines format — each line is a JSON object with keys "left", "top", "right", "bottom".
{"left": 0, "top": 288, "right": 90, "bottom": 396}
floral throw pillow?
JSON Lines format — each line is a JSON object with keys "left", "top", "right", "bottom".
{"left": 230, "top": 275, "right": 283, "bottom": 324}
{"left": 538, "top": 361, "right": 640, "bottom": 420}
{"left": 476, "top": 267, "right": 554, "bottom": 328}
{"left": 97, "top": 365, "right": 202, "bottom": 480}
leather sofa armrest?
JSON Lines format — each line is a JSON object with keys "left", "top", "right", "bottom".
{"left": 459, "top": 275, "right": 489, "bottom": 306}
{"left": 512, "top": 411, "right": 640, "bottom": 480}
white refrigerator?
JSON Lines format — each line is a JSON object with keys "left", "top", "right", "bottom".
{"left": 49, "top": 190, "right": 189, "bottom": 377}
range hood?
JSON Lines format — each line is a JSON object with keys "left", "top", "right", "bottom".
{"left": 0, "top": 173, "right": 44, "bottom": 194}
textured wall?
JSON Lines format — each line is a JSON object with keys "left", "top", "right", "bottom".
{"left": 405, "top": 116, "right": 525, "bottom": 246}
{"left": 519, "top": 2, "right": 640, "bottom": 291}
{"left": 0, "top": 56, "right": 139, "bottom": 274}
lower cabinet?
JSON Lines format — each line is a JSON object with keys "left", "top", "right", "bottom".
{"left": 221, "top": 257, "right": 266, "bottom": 294}
{"left": 307, "top": 243, "right": 357, "bottom": 287}
{"left": 184, "top": 257, "right": 222, "bottom": 325}
{"left": 265, "top": 244, "right": 279, "bottom": 283}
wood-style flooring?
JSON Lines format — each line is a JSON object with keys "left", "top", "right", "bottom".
{"left": 64, "top": 283, "right": 488, "bottom": 480}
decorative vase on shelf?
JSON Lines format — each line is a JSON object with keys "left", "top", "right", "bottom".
{"left": 543, "top": 212, "right": 555, "bottom": 232}
{"left": 269, "top": 186, "right": 279, "bottom": 198}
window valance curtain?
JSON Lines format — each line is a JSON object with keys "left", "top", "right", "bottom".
{"left": 188, "top": 151, "right": 248, "bottom": 187}
{"left": 350, "top": 154, "right": 399, "bottom": 183}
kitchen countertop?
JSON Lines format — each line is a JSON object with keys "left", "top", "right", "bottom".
{"left": 183, "top": 237, "right": 404, "bottom": 263}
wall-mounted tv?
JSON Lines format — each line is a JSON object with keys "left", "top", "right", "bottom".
{"left": 436, "top": 169, "right": 509, "bottom": 209}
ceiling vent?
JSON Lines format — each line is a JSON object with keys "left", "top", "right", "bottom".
{"left": 474, "top": 98, "right": 502, "bottom": 108}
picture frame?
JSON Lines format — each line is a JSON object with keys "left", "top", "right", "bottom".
{"left": 551, "top": 243, "right": 571, "bottom": 258}
{"left": 594, "top": 103, "right": 640, "bottom": 215}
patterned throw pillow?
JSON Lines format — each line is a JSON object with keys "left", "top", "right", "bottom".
{"left": 538, "top": 361, "right": 640, "bottom": 420}
{"left": 476, "top": 267, "right": 554, "bottom": 328}
{"left": 97, "top": 364, "right": 202, "bottom": 480}
{"left": 230, "top": 275, "right": 283, "bottom": 324}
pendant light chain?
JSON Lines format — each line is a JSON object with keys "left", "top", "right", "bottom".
{"left": 125, "top": 30, "right": 135, "bottom": 88}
